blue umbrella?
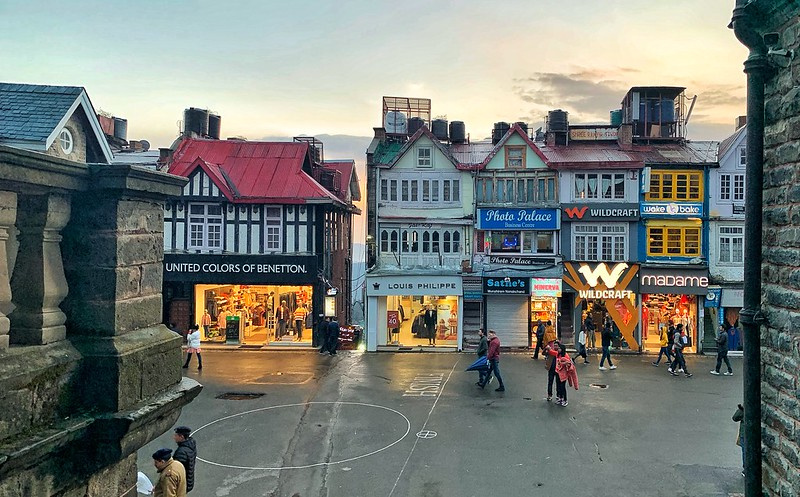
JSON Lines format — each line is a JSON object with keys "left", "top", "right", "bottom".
{"left": 465, "top": 355, "right": 489, "bottom": 372}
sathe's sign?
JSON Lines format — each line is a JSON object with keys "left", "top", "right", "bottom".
{"left": 163, "top": 254, "right": 316, "bottom": 284}
{"left": 640, "top": 202, "right": 703, "bottom": 217}
{"left": 367, "top": 275, "right": 463, "bottom": 296}
{"left": 477, "top": 208, "right": 560, "bottom": 230}
{"left": 531, "top": 278, "right": 562, "bottom": 297}
{"left": 574, "top": 262, "right": 634, "bottom": 299}
{"left": 561, "top": 203, "right": 640, "bottom": 221}
{"left": 483, "top": 276, "right": 529, "bottom": 295}
{"left": 640, "top": 267, "right": 710, "bottom": 295}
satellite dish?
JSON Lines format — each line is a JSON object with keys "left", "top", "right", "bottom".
{"left": 140, "top": 140, "right": 151, "bottom": 152}
{"left": 384, "top": 111, "right": 408, "bottom": 134}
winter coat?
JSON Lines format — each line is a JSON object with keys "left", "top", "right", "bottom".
{"left": 672, "top": 330, "right": 684, "bottom": 351}
{"left": 659, "top": 328, "right": 669, "bottom": 347}
{"left": 601, "top": 326, "right": 612, "bottom": 347}
{"left": 487, "top": 335, "right": 501, "bottom": 360}
{"left": 535, "top": 323, "right": 546, "bottom": 339}
{"left": 733, "top": 405, "right": 744, "bottom": 446}
{"left": 555, "top": 355, "right": 579, "bottom": 390}
{"left": 476, "top": 335, "right": 488, "bottom": 357}
{"left": 577, "top": 330, "right": 586, "bottom": 346}
{"left": 544, "top": 345, "right": 558, "bottom": 370}
{"left": 173, "top": 437, "right": 197, "bottom": 492}
{"left": 542, "top": 327, "right": 557, "bottom": 345}
{"left": 186, "top": 330, "right": 201, "bottom": 349}
{"left": 716, "top": 330, "right": 729, "bottom": 353}
{"left": 153, "top": 458, "right": 186, "bottom": 497}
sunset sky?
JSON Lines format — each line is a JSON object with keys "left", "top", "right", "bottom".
{"left": 2, "top": 0, "right": 747, "bottom": 149}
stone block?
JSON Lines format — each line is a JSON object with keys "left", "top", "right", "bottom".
{"left": 764, "top": 403, "right": 797, "bottom": 437}
{"left": 85, "top": 454, "right": 137, "bottom": 497}
{"left": 139, "top": 262, "right": 163, "bottom": 296}
{"left": 116, "top": 234, "right": 162, "bottom": 267}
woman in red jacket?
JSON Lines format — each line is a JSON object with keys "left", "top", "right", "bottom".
{"left": 555, "top": 343, "right": 578, "bottom": 406}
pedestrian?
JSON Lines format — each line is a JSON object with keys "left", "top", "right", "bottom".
{"left": 555, "top": 343, "right": 578, "bottom": 406}
{"left": 572, "top": 325, "right": 589, "bottom": 364}
{"left": 182, "top": 325, "right": 202, "bottom": 370}
{"left": 584, "top": 313, "right": 596, "bottom": 350}
{"left": 732, "top": 403, "right": 745, "bottom": 477}
{"left": 152, "top": 448, "right": 186, "bottom": 497}
{"left": 293, "top": 304, "right": 308, "bottom": 341}
{"left": 275, "top": 300, "right": 290, "bottom": 339}
{"left": 544, "top": 339, "right": 559, "bottom": 401}
{"left": 668, "top": 324, "right": 692, "bottom": 377}
{"left": 532, "top": 319, "right": 546, "bottom": 359}
{"left": 314, "top": 314, "right": 326, "bottom": 348}
{"left": 542, "top": 320, "right": 557, "bottom": 346}
{"left": 172, "top": 426, "right": 196, "bottom": 493}
{"left": 711, "top": 324, "right": 734, "bottom": 376}
{"left": 598, "top": 317, "right": 616, "bottom": 370}
{"left": 478, "top": 330, "right": 505, "bottom": 391}
{"left": 652, "top": 324, "right": 673, "bottom": 366}
{"left": 327, "top": 315, "right": 340, "bottom": 355}
{"left": 475, "top": 328, "right": 491, "bottom": 386}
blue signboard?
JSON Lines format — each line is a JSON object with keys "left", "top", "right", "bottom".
{"left": 477, "top": 208, "right": 560, "bottom": 230}
{"left": 640, "top": 202, "right": 703, "bottom": 217}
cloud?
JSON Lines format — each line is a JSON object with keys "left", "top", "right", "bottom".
{"left": 692, "top": 85, "right": 746, "bottom": 107}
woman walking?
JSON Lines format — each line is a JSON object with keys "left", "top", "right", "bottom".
{"left": 183, "top": 324, "right": 202, "bottom": 370}
{"left": 572, "top": 325, "right": 589, "bottom": 364}
{"left": 544, "top": 339, "right": 559, "bottom": 401}
{"left": 652, "top": 325, "right": 673, "bottom": 366}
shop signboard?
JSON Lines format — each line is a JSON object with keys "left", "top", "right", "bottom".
{"left": 462, "top": 276, "right": 483, "bottom": 302}
{"left": 488, "top": 255, "right": 559, "bottom": 266}
{"left": 569, "top": 126, "right": 618, "bottom": 141}
{"left": 639, "top": 267, "right": 709, "bottom": 295}
{"left": 324, "top": 296, "right": 336, "bottom": 317}
{"left": 482, "top": 276, "right": 529, "bottom": 295}
{"left": 704, "top": 287, "right": 722, "bottom": 308}
{"left": 531, "top": 278, "right": 562, "bottom": 297}
{"left": 387, "top": 310, "right": 400, "bottom": 329}
{"left": 477, "top": 208, "right": 560, "bottom": 230}
{"left": 163, "top": 254, "right": 317, "bottom": 284}
{"left": 563, "top": 262, "right": 640, "bottom": 351}
{"left": 367, "top": 275, "right": 463, "bottom": 297}
{"left": 640, "top": 202, "right": 703, "bottom": 217}
{"left": 561, "top": 203, "right": 640, "bottom": 221}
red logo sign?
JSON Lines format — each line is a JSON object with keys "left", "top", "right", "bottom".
{"left": 387, "top": 311, "right": 400, "bottom": 329}
{"left": 563, "top": 206, "right": 588, "bottom": 219}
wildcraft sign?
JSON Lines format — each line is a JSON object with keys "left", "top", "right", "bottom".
{"left": 477, "top": 208, "right": 560, "bottom": 230}
{"left": 640, "top": 202, "right": 703, "bottom": 217}
{"left": 482, "top": 276, "right": 530, "bottom": 295}
{"left": 163, "top": 254, "right": 317, "bottom": 284}
{"left": 561, "top": 203, "right": 640, "bottom": 221}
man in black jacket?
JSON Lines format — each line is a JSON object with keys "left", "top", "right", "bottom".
{"left": 711, "top": 324, "right": 734, "bottom": 376}
{"left": 173, "top": 426, "right": 197, "bottom": 493}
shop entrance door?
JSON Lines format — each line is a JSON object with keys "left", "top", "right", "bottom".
{"left": 486, "top": 295, "right": 529, "bottom": 347}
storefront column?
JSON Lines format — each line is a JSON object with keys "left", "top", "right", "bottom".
{"left": 366, "top": 296, "right": 378, "bottom": 352}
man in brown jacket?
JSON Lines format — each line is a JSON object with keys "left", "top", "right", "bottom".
{"left": 152, "top": 448, "right": 187, "bottom": 497}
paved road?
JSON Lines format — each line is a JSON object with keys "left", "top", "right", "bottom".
{"left": 138, "top": 350, "right": 745, "bottom": 497}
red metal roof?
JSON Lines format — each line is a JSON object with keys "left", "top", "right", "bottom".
{"left": 322, "top": 160, "right": 359, "bottom": 202}
{"left": 538, "top": 142, "right": 644, "bottom": 169}
{"left": 168, "top": 138, "right": 343, "bottom": 205}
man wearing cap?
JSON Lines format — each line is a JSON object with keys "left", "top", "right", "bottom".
{"left": 152, "top": 448, "right": 186, "bottom": 497}
{"left": 172, "top": 426, "right": 197, "bottom": 493}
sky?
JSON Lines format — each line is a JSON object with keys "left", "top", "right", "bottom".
{"left": 1, "top": 0, "right": 749, "bottom": 256}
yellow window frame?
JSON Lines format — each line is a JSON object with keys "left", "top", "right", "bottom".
{"left": 647, "top": 220, "right": 702, "bottom": 257}
{"left": 646, "top": 169, "right": 703, "bottom": 201}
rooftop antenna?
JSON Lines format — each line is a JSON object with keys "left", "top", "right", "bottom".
{"left": 685, "top": 95, "right": 698, "bottom": 125}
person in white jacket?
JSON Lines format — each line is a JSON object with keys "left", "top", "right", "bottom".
{"left": 182, "top": 324, "right": 202, "bottom": 370}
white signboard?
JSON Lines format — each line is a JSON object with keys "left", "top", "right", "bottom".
{"left": 367, "top": 275, "right": 463, "bottom": 296}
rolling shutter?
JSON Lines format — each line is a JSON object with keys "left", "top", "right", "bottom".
{"left": 485, "top": 295, "right": 529, "bottom": 347}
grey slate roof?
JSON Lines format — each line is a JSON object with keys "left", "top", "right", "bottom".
{"left": 0, "top": 83, "right": 83, "bottom": 143}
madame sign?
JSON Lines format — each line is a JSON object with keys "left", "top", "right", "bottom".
{"left": 641, "top": 274, "right": 708, "bottom": 288}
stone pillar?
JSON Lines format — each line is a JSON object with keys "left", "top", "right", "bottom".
{"left": 9, "top": 194, "right": 70, "bottom": 345}
{"left": 0, "top": 191, "right": 16, "bottom": 351}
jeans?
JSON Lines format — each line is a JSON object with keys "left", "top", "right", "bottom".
{"left": 547, "top": 366, "right": 557, "bottom": 397}
{"left": 654, "top": 346, "right": 672, "bottom": 364}
{"left": 487, "top": 359, "right": 504, "bottom": 388}
{"left": 477, "top": 355, "right": 490, "bottom": 384}
{"left": 715, "top": 352, "right": 733, "bottom": 373}
{"left": 600, "top": 345, "right": 613, "bottom": 367}
{"left": 572, "top": 344, "right": 587, "bottom": 361}
{"left": 670, "top": 350, "right": 687, "bottom": 372}
{"left": 295, "top": 319, "right": 304, "bottom": 339}
{"left": 556, "top": 378, "right": 567, "bottom": 401}
{"left": 532, "top": 340, "right": 544, "bottom": 359}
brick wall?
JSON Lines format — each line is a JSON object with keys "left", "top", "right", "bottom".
{"left": 759, "top": 2, "right": 800, "bottom": 495}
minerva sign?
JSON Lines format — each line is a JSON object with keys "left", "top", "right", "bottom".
{"left": 477, "top": 208, "right": 560, "bottom": 230}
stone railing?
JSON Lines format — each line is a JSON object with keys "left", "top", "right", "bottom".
{"left": 0, "top": 145, "right": 202, "bottom": 496}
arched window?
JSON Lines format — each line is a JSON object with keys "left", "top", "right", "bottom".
{"left": 390, "top": 230, "right": 398, "bottom": 252}
{"left": 422, "top": 231, "right": 430, "bottom": 253}
{"left": 401, "top": 230, "right": 410, "bottom": 253}
{"left": 452, "top": 231, "right": 461, "bottom": 253}
{"left": 443, "top": 231, "right": 451, "bottom": 253}
{"left": 380, "top": 230, "right": 389, "bottom": 252}
{"left": 432, "top": 231, "right": 440, "bottom": 253}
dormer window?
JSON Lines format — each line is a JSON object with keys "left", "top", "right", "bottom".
{"left": 59, "top": 128, "right": 73, "bottom": 154}
{"left": 505, "top": 146, "right": 525, "bottom": 168}
{"left": 417, "top": 146, "right": 432, "bottom": 168}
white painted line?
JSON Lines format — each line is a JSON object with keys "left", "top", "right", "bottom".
{"left": 387, "top": 359, "right": 461, "bottom": 497}
{"left": 193, "top": 401, "right": 411, "bottom": 471}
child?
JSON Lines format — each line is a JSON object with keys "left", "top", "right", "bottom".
{"left": 555, "top": 343, "right": 578, "bottom": 406}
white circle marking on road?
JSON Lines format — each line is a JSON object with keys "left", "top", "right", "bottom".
{"left": 193, "top": 401, "right": 412, "bottom": 471}
{"left": 415, "top": 430, "right": 437, "bottom": 439}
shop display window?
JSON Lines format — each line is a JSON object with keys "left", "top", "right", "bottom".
{"left": 641, "top": 294, "right": 698, "bottom": 353}
{"left": 385, "top": 295, "right": 459, "bottom": 347}
{"left": 530, "top": 298, "right": 557, "bottom": 345}
{"left": 194, "top": 284, "right": 313, "bottom": 345}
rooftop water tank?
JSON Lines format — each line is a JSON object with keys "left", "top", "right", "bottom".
{"left": 515, "top": 121, "right": 529, "bottom": 135}
{"left": 449, "top": 121, "right": 466, "bottom": 144}
{"left": 492, "top": 122, "right": 510, "bottom": 144}
{"left": 208, "top": 114, "right": 222, "bottom": 139}
{"left": 184, "top": 107, "right": 209, "bottom": 136}
{"left": 547, "top": 110, "right": 568, "bottom": 133}
{"left": 432, "top": 119, "right": 449, "bottom": 141}
{"left": 408, "top": 117, "right": 425, "bottom": 136}
{"left": 610, "top": 109, "right": 623, "bottom": 127}
{"left": 384, "top": 111, "right": 408, "bottom": 134}
{"left": 112, "top": 117, "right": 127, "bottom": 141}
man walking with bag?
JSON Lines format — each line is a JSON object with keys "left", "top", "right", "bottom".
{"left": 479, "top": 330, "right": 505, "bottom": 391}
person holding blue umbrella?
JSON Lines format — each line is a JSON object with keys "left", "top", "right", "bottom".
{"left": 474, "top": 328, "right": 492, "bottom": 386}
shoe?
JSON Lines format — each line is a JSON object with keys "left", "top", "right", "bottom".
{"left": 583, "top": 361, "right": 590, "bottom": 364}
{"left": 667, "top": 368, "right": 673, "bottom": 373}
{"left": 495, "top": 387, "right": 505, "bottom": 392}
{"left": 710, "top": 370, "right": 720, "bottom": 375}
{"left": 545, "top": 396, "right": 552, "bottom": 402}
{"left": 741, "top": 471, "right": 745, "bottom": 477}
{"left": 669, "top": 371, "right": 678, "bottom": 376}
{"left": 599, "top": 366, "right": 607, "bottom": 370}
{"left": 555, "top": 399, "right": 563, "bottom": 406}
{"left": 478, "top": 382, "right": 486, "bottom": 389}
{"left": 198, "top": 366, "right": 202, "bottom": 370}
{"left": 678, "top": 369, "right": 685, "bottom": 373}
{"left": 724, "top": 372, "right": 734, "bottom": 376}
{"left": 685, "top": 373, "right": 693, "bottom": 378}
{"left": 475, "top": 382, "right": 482, "bottom": 386}
{"left": 652, "top": 362, "right": 659, "bottom": 367}
{"left": 610, "top": 365, "right": 617, "bottom": 370}
{"left": 560, "top": 401, "right": 568, "bottom": 407}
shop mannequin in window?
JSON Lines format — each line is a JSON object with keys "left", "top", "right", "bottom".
{"left": 201, "top": 310, "right": 212, "bottom": 335}
{"left": 423, "top": 305, "right": 437, "bottom": 345}
{"left": 217, "top": 308, "right": 229, "bottom": 333}
{"left": 294, "top": 304, "right": 308, "bottom": 341}
{"left": 276, "top": 300, "right": 290, "bottom": 339}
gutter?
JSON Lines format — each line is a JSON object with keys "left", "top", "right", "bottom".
{"left": 730, "top": 2, "right": 770, "bottom": 495}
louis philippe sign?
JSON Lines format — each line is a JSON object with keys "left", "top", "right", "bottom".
{"left": 477, "top": 208, "right": 560, "bottom": 230}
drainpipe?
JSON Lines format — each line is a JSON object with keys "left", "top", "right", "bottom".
{"left": 730, "top": 2, "right": 769, "bottom": 495}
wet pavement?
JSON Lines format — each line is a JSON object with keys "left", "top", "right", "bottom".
{"left": 138, "top": 350, "right": 746, "bottom": 497}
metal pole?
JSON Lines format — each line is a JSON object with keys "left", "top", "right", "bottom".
{"left": 731, "top": 3, "right": 769, "bottom": 495}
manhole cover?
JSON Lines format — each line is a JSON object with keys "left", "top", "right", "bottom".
{"left": 216, "top": 392, "right": 265, "bottom": 400}
{"left": 416, "top": 430, "right": 437, "bottom": 439}
{"left": 589, "top": 383, "right": 608, "bottom": 389}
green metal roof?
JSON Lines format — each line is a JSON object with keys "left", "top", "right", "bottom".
{"left": 373, "top": 141, "right": 403, "bottom": 165}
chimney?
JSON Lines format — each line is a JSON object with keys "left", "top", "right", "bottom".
{"left": 159, "top": 147, "right": 174, "bottom": 165}
{"left": 374, "top": 127, "right": 386, "bottom": 140}
{"left": 735, "top": 116, "right": 747, "bottom": 131}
